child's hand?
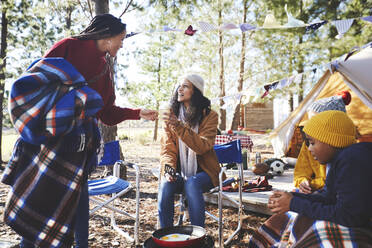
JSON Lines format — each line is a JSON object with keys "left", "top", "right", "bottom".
{"left": 299, "top": 180, "right": 312, "bottom": 194}
{"left": 267, "top": 190, "right": 293, "bottom": 214}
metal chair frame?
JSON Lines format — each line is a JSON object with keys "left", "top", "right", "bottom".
{"left": 88, "top": 141, "right": 140, "bottom": 245}
{"left": 172, "top": 140, "right": 245, "bottom": 247}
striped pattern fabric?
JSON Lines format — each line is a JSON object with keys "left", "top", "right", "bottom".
{"left": 248, "top": 212, "right": 372, "bottom": 248}
{"left": 332, "top": 19, "right": 354, "bottom": 38}
{"left": 2, "top": 58, "right": 103, "bottom": 247}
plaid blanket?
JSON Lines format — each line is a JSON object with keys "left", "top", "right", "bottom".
{"left": 248, "top": 212, "right": 372, "bottom": 248}
{"left": 1, "top": 58, "right": 103, "bottom": 247}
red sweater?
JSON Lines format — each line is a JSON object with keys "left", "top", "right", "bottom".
{"left": 43, "top": 37, "right": 140, "bottom": 125}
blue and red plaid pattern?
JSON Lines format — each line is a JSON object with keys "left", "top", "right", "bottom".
{"left": 2, "top": 58, "right": 103, "bottom": 247}
{"left": 248, "top": 212, "right": 372, "bottom": 247}
{"left": 9, "top": 57, "right": 103, "bottom": 145}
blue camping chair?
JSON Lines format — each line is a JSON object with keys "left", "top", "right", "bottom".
{"left": 88, "top": 141, "right": 140, "bottom": 245}
{"left": 213, "top": 139, "right": 245, "bottom": 247}
{"left": 174, "top": 139, "right": 244, "bottom": 247}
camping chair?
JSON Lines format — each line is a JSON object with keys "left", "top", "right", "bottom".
{"left": 213, "top": 139, "right": 245, "bottom": 247}
{"left": 88, "top": 140, "right": 140, "bottom": 245}
{"left": 173, "top": 140, "right": 244, "bottom": 247}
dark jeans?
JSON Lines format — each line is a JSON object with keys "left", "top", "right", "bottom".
{"left": 20, "top": 183, "right": 89, "bottom": 248}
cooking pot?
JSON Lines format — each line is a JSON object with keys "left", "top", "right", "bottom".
{"left": 151, "top": 225, "right": 206, "bottom": 248}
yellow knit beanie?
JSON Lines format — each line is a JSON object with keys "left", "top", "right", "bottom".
{"left": 303, "top": 110, "right": 356, "bottom": 148}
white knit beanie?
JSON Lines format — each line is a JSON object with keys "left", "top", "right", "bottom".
{"left": 185, "top": 74, "right": 204, "bottom": 94}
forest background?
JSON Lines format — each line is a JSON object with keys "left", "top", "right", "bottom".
{"left": 0, "top": 0, "right": 371, "bottom": 162}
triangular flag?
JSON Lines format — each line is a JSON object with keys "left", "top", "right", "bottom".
{"left": 240, "top": 23, "right": 256, "bottom": 32}
{"left": 332, "top": 19, "right": 354, "bottom": 39}
{"left": 184, "top": 25, "right": 197, "bottom": 36}
{"left": 277, "top": 78, "right": 289, "bottom": 89}
{"left": 361, "top": 16, "right": 372, "bottom": 23}
{"left": 125, "top": 32, "right": 140, "bottom": 38}
{"left": 163, "top": 26, "right": 182, "bottom": 32}
{"left": 262, "top": 14, "right": 282, "bottom": 28}
{"left": 198, "top": 21, "right": 217, "bottom": 32}
{"left": 220, "top": 23, "right": 238, "bottom": 30}
{"left": 344, "top": 46, "right": 360, "bottom": 61}
{"left": 305, "top": 20, "right": 328, "bottom": 32}
{"left": 284, "top": 4, "right": 305, "bottom": 27}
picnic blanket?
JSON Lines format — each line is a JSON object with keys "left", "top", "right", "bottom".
{"left": 215, "top": 134, "right": 254, "bottom": 151}
{"left": 248, "top": 211, "right": 372, "bottom": 247}
{"left": 2, "top": 58, "right": 103, "bottom": 247}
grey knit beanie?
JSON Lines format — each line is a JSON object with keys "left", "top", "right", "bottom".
{"left": 308, "top": 94, "right": 349, "bottom": 113}
{"left": 185, "top": 74, "right": 204, "bottom": 94}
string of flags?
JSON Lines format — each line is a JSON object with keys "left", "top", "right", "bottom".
{"left": 123, "top": 6, "right": 372, "bottom": 107}
{"left": 126, "top": 5, "right": 372, "bottom": 39}
{"left": 210, "top": 41, "right": 372, "bottom": 105}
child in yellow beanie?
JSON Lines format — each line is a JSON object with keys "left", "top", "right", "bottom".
{"left": 294, "top": 91, "right": 352, "bottom": 194}
{"left": 249, "top": 110, "right": 372, "bottom": 247}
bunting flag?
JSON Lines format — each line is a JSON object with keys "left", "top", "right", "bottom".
{"left": 361, "top": 16, "right": 372, "bottom": 23}
{"left": 344, "top": 46, "right": 360, "bottom": 61}
{"left": 220, "top": 23, "right": 239, "bottom": 30}
{"left": 240, "top": 23, "right": 256, "bottom": 32}
{"left": 210, "top": 41, "right": 369, "bottom": 104}
{"left": 332, "top": 19, "right": 354, "bottom": 39}
{"left": 284, "top": 4, "right": 306, "bottom": 27}
{"left": 199, "top": 21, "right": 218, "bottom": 32}
{"left": 262, "top": 14, "right": 282, "bottom": 29}
{"left": 184, "top": 25, "right": 197, "bottom": 36}
{"left": 261, "top": 81, "right": 279, "bottom": 98}
{"left": 305, "top": 20, "right": 328, "bottom": 32}
{"left": 125, "top": 32, "right": 140, "bottom": 38}
{"left": 163, "top": 26, "right": 182, "bottom": 32}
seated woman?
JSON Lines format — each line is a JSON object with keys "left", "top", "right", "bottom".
{"left": 294, "top": 91, "right": 351, "bottom": 193}
{"left": 158, "top": 74, "right": 223, "bottom": 228}
{"left": 249, "top": 110, "right": 372, "bottom": 247}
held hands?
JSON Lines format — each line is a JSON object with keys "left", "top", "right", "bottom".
{"left": 267, "top": 190, "right": 293, "bottom": 214}
{"left": 139, "top": 109, "right": 158, "bottom": 121}
{"left": 299, "top": 180, "right": 312, "bottom": 194}
{"left": 162, "top": 109, "right": 180, "bottom": 128}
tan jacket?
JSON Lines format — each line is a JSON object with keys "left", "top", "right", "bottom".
{"left": 160, "top": 110, "right": 225, "bottom": 187}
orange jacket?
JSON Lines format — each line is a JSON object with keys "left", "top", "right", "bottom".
{"left": 160, "top": 110, "right": 224, "bottom": 187}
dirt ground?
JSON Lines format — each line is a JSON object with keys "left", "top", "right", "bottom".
{"left": 0, "top": 133, "right": 274, "bottom": 247}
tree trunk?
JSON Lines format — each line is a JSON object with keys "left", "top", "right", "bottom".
{"left": 218, "top": 5, "right": 226, "bottom": 131}
{"left": 153, "top": 47, "right": 162, "bottom": 141}
{"left": 0, "top": 6, "right": 9, "bottom": 164}
{"left": 94, "top": 0, "right": 109, "bottom": 15}
{"left": 93, "top": 0, "right": 126, "bottom": 178}
{"left": 231, "top": 0, "right": 248, "bottom": 130}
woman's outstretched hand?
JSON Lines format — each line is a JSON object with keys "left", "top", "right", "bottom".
{"left": 139, "top": 109, "right": 158, "bottom": 121}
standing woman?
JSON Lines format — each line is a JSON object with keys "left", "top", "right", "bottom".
{"left": 2, "top": 14, "right": 156, "bottom": 248}
{"left": 158, "top": 74, "right": 224, "bottom": 228}
{"left": 44, "top": 14, "right": 157, "bottom": 125}
{"left": 44, "top": 14, "right": 157, "bottom": 246}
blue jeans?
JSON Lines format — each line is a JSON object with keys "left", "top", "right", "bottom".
{"left": 158, "top": 171, "right": 214, "bottom": 228}
{"left": 20, "top": 183, "right": 89, "bottom": 248}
